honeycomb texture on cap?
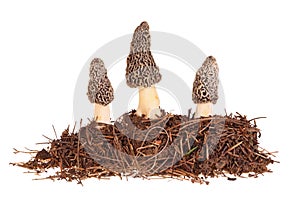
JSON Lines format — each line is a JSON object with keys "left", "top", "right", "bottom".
{"left": 126, "top": 51, "right": 161, "bottom": 88}
{"left": 89, "top": 58, "right": 107, "bottom": 81}
{"left": 126, "top": 21, "right": 161, "bottom": 88}
{"left": 192, "top": 56, "right": 219, "bottom": 104}
{"left": 87, "top": 58, "right": 114, "bottom": 105}
{"left": 130, "top": 21, "right": 151, "bottom": 54}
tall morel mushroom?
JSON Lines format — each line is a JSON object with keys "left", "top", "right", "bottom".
{"left": 192, "top": 56, "right": 219, "bottom": 117}
{"left": 87, "top": 58, "right": 114, "bottom": 124}
{"left": 125, "top": 21, "right": 162, "bottom": 119}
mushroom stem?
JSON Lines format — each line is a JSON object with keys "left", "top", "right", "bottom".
{"left": 195, "top": 102, "right": 212, "bottom": 118}
{"left": 136, "top": 85, "right": 161, "bottom": 119}
{"left": 94, "top": 103, "right": 111, "bottom": 124}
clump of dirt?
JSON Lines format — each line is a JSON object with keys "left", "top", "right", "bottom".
{"left": 11, "top": 111, "right": 277, "bottom": 185}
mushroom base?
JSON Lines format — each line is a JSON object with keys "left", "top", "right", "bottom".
{"left": 136, "top": 86, "right": 161, "bottom": 119}
{"left": 195, "top": 102, "right": 212, "bottom": 118}
{"left": 94, "top": 103, "right": 111, "bottom": 124}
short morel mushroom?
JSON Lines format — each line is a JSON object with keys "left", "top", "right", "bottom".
{"left": 192, "top": 56, "right": 219, "bottom": 117}
{"left": 87, "top": 58, "right": 114, "bottom": 124}
{"left": 125, "top": 21, "right": 162, "bottom": 119}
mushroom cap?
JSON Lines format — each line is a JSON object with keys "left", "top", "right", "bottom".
{"left": 89, "top": 58, "right": 107, "bottom": 80}
{"left": 87, "top": 58, "right": 114, "bottom": 106}
{"left": 130, "top": 21, "right": 151, "bottom": 54}
{"left": 126, "top": 21, "right": 161, "bottom": 88}
{"left": 192, "top": 56, "right": 219, "bottom": 104}
{"left": 126, "top": 51, "right": 161, "bottom": 88}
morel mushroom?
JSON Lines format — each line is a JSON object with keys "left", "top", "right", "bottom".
{"left": 87, "top": 58, "right": 114, "bottom": 124}
{"left": 192, "top": 56, "right": 219, "bottom": 117}
{"left": 126, "top": 21, "right": 162, "bottom": 119}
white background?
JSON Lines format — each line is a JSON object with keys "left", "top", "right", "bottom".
{"left": 1, "top": 0, "right": 299, "bottom": 205}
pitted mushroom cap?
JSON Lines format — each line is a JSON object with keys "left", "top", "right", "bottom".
{"left": 126, "top": 51, "right": 161, "bottom": 88}
{"left": 192, "top": 56, "right": 219, "bottom": 104}
{"left": 87, "top": 58, "right": 114, "bottom": 106}
{"left": 126, "top": 21, "right": 161, "bottom": 88}
{"left": 130, "top": 21, "right": 151, "bottom": 54}
{"left": 89, "top": 58, "right": 107, "bottom": 80}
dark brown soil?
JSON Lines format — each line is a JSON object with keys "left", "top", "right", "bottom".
{"left": 11, "top": 111, "right": 277, "bottom": 185}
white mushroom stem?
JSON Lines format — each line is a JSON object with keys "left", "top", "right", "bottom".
{"left": 136, "top": 85, "right": 160, "bottom": 119}
{"left": 94, "top": 103, "right": 111, "bottom": 124}
{"left": 195, "top": 102, "right": 212, "bottom": 118}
